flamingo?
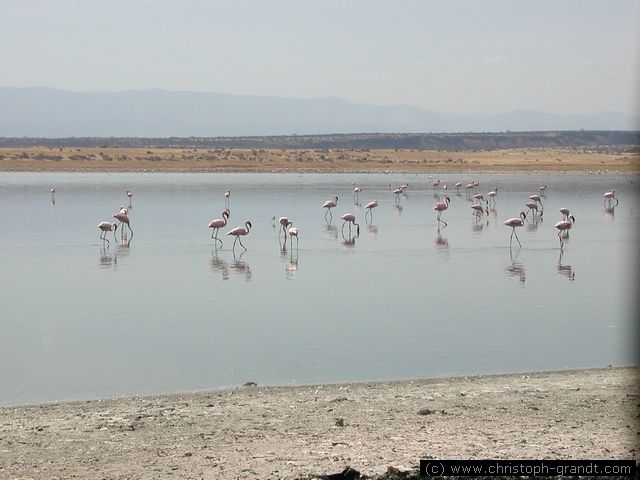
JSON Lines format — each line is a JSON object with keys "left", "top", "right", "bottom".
{"left": 322, "top": 196, "right": 338, "bottom": 219}
{"left": 227, "top": 220, "right": 252, "bottom": 251}
{"left": 454, "top": 182, "right": 462, "bottom": 193}
{"left": 555, "top": 215, "right": 575, "bottom": 249}
{"left": 487, "top": 187, "right": 498, "bottom": 204}
{"left": 539, "top": 185, "right": 548, "bottom": 195}
{"left": 433, "top": 196, "right": 451, "bottom": 226}
{"left": 224, "top": 189, "right": 231, "bottom": 208}
{"left": 465, "top": 182, "right": 475, "bottom": 197}
{"left": 353, "top": 186, "right": 361, "bottom": 202}
{"left": 113, "top": 212, "right": 133, "bottom": 239}
{"left": 525, "top": 202, "right": 542, "bottom": 218}
{"left": 472, "top": 193, "right": 484, "bottom": 204}
{"left": 503, "top": 211, "right": 527, "bottom": 247}
{"left": 364, "top": 199, "right": 379, "bottom": 220}
{"left": 602, "top": 189, "right": 618, "bottom": 206}
{"left": 340, "top": 213, "right": 360, "bottom": 236}
{"left": 559, "top": 207, "right": 570, "bottom": 220}
{"left": 529, "top": 194, "right": 544, "bottom": 211}
{"left": 288, "top": 226, "right": 299, "bottom": 249}
{"left": 208, "top": 209, "right": 230, "bottom": 244}
{"left": 432, "top": 179, "right": 440, "bottom": 190}
{"left": 50, "top": 187, "right": 55, "bottom": 205}
{"left": 278, "top": 216, "right": 292, "bottom": 238}
{"left": 97, "top": 222, "right": 118, "bottom": 244}
{"left": 392, "top": 187, "right": 403, "bottom": 202}
{"left": 470, "top": 202, "right": 488, "bottom": 219}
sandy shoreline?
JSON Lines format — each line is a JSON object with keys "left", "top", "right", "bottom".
{"left": 1, "top": 146, "right": 639, "bottom": 173}
{"left": 1, "top": 366, "right": 637, "bottom": 479}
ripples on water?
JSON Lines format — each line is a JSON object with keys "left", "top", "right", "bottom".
{"left": 0, "top": 171, "right": 637, "bottom": 405}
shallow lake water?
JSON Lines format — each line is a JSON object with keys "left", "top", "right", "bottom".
{"left": 0, "top": 171, "right": 637, "bottom": 405}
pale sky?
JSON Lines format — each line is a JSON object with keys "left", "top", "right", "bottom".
{"left": 1, "top": 0, "right": 639, "bottom": 116}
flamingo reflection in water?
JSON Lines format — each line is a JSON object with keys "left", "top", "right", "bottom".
{"left": 504, "top": 247, "right": 526, "bottom": 286}
{"left": 99, "top": 245, "right": 117, "bottom": 269}
{"left": 556, "top": 250, "right": 575, "bottom": 281}
{"left": 434, "top": 227, "right": 448, "bottom": 248}
{"left": 210, "top": 249, "right": 230, "bottom": 280}
{"left": 230, "top": 253, "right": 252, "bottom": 281}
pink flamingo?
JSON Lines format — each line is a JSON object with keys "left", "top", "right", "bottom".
{"left": 470, "top": 202, "right": 488, "bottom": 220}
{"left": 322, "top": 196, "right": 338, "bottom": 219}
{"left": 113, "top": 212, "right": 133, "bottom": 239}
{"left": 432, "top": 179, "right": 440, "bottom": 190}
{"left": 288, "top": 226, "right": 299, "bottom": 249}
{"left": 279, "top": 216, "right": 292, "bottom": 238}
{"left": 353, "top": 185, "right": 361, "bottom": 202}
{"left": 529, "top": 194, "right": 544, "bottom": 211}
{"left": 525, "top": 201, "right": 541, "bottom": 218}
{"left": 227, "top": 221, "right": 252, "bottom": 251}
{"left": 487, "top": 187, "right": 498, "bottom": 204}
{"left": 364, "top": 199, "right": 379, "bottom": 221}
{"left": 555, "top": 215, "right": 575, "bottom": 249}
{"left": 602, "top": 189, "right": 618, "bottom": 207}
{"left": 454, "top": 182, "right": 462, "bottom": 193}
{"left": 340, "top": 213, "right": 360, "bottom": 236}
{"left": 559, "top": 207, "right": 570, "bottom": 220}
{"left": 208, "top": 209, "right": 230, "bottom": 244}
{"left": 433, "top": 196, "right": 451, "bottom": 226}
{"left": 472, "top": 193, "right": 484, "bottom": 204}
{"left": 503, "top": 211, "right": 527, "bottom": 247}
{"left": 97, "top": 222, "right": 118, "bottom": 244}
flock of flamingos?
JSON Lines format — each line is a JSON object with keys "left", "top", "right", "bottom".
{"left": 88, "top": 181, "right": 620, "bottom": 253}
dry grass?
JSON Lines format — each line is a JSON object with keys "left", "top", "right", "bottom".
{"left": 0, "top": 146, "right": 638, "bottom": 172}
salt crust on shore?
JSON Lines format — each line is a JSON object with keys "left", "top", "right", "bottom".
{"left": 1, "top": 366, "right": 638, "bottom": 479}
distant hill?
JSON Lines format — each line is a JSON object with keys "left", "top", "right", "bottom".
{"left": 1, "top": 86, "right": 638, "bottom": 137}
{"left": 1, "top": 131, "right": 638, "bottom": 152}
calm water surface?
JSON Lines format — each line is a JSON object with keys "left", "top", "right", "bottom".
{"left": 0, "top": 172, "right": 637, "bottom": 405}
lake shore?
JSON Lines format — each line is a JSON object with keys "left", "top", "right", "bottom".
{"left": 1, "top": 366, "right": 637, "bottom": 479}
{"left": 1, "top": 146, "right": 638, "bottom": 173}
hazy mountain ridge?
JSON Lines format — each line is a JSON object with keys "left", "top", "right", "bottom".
{"left": 1, "top": 87, "right": 638, "bottom": 138}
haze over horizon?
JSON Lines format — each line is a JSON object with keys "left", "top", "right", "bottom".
{"left": 1, "top": 0, "right": 639, "bottom": 131}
